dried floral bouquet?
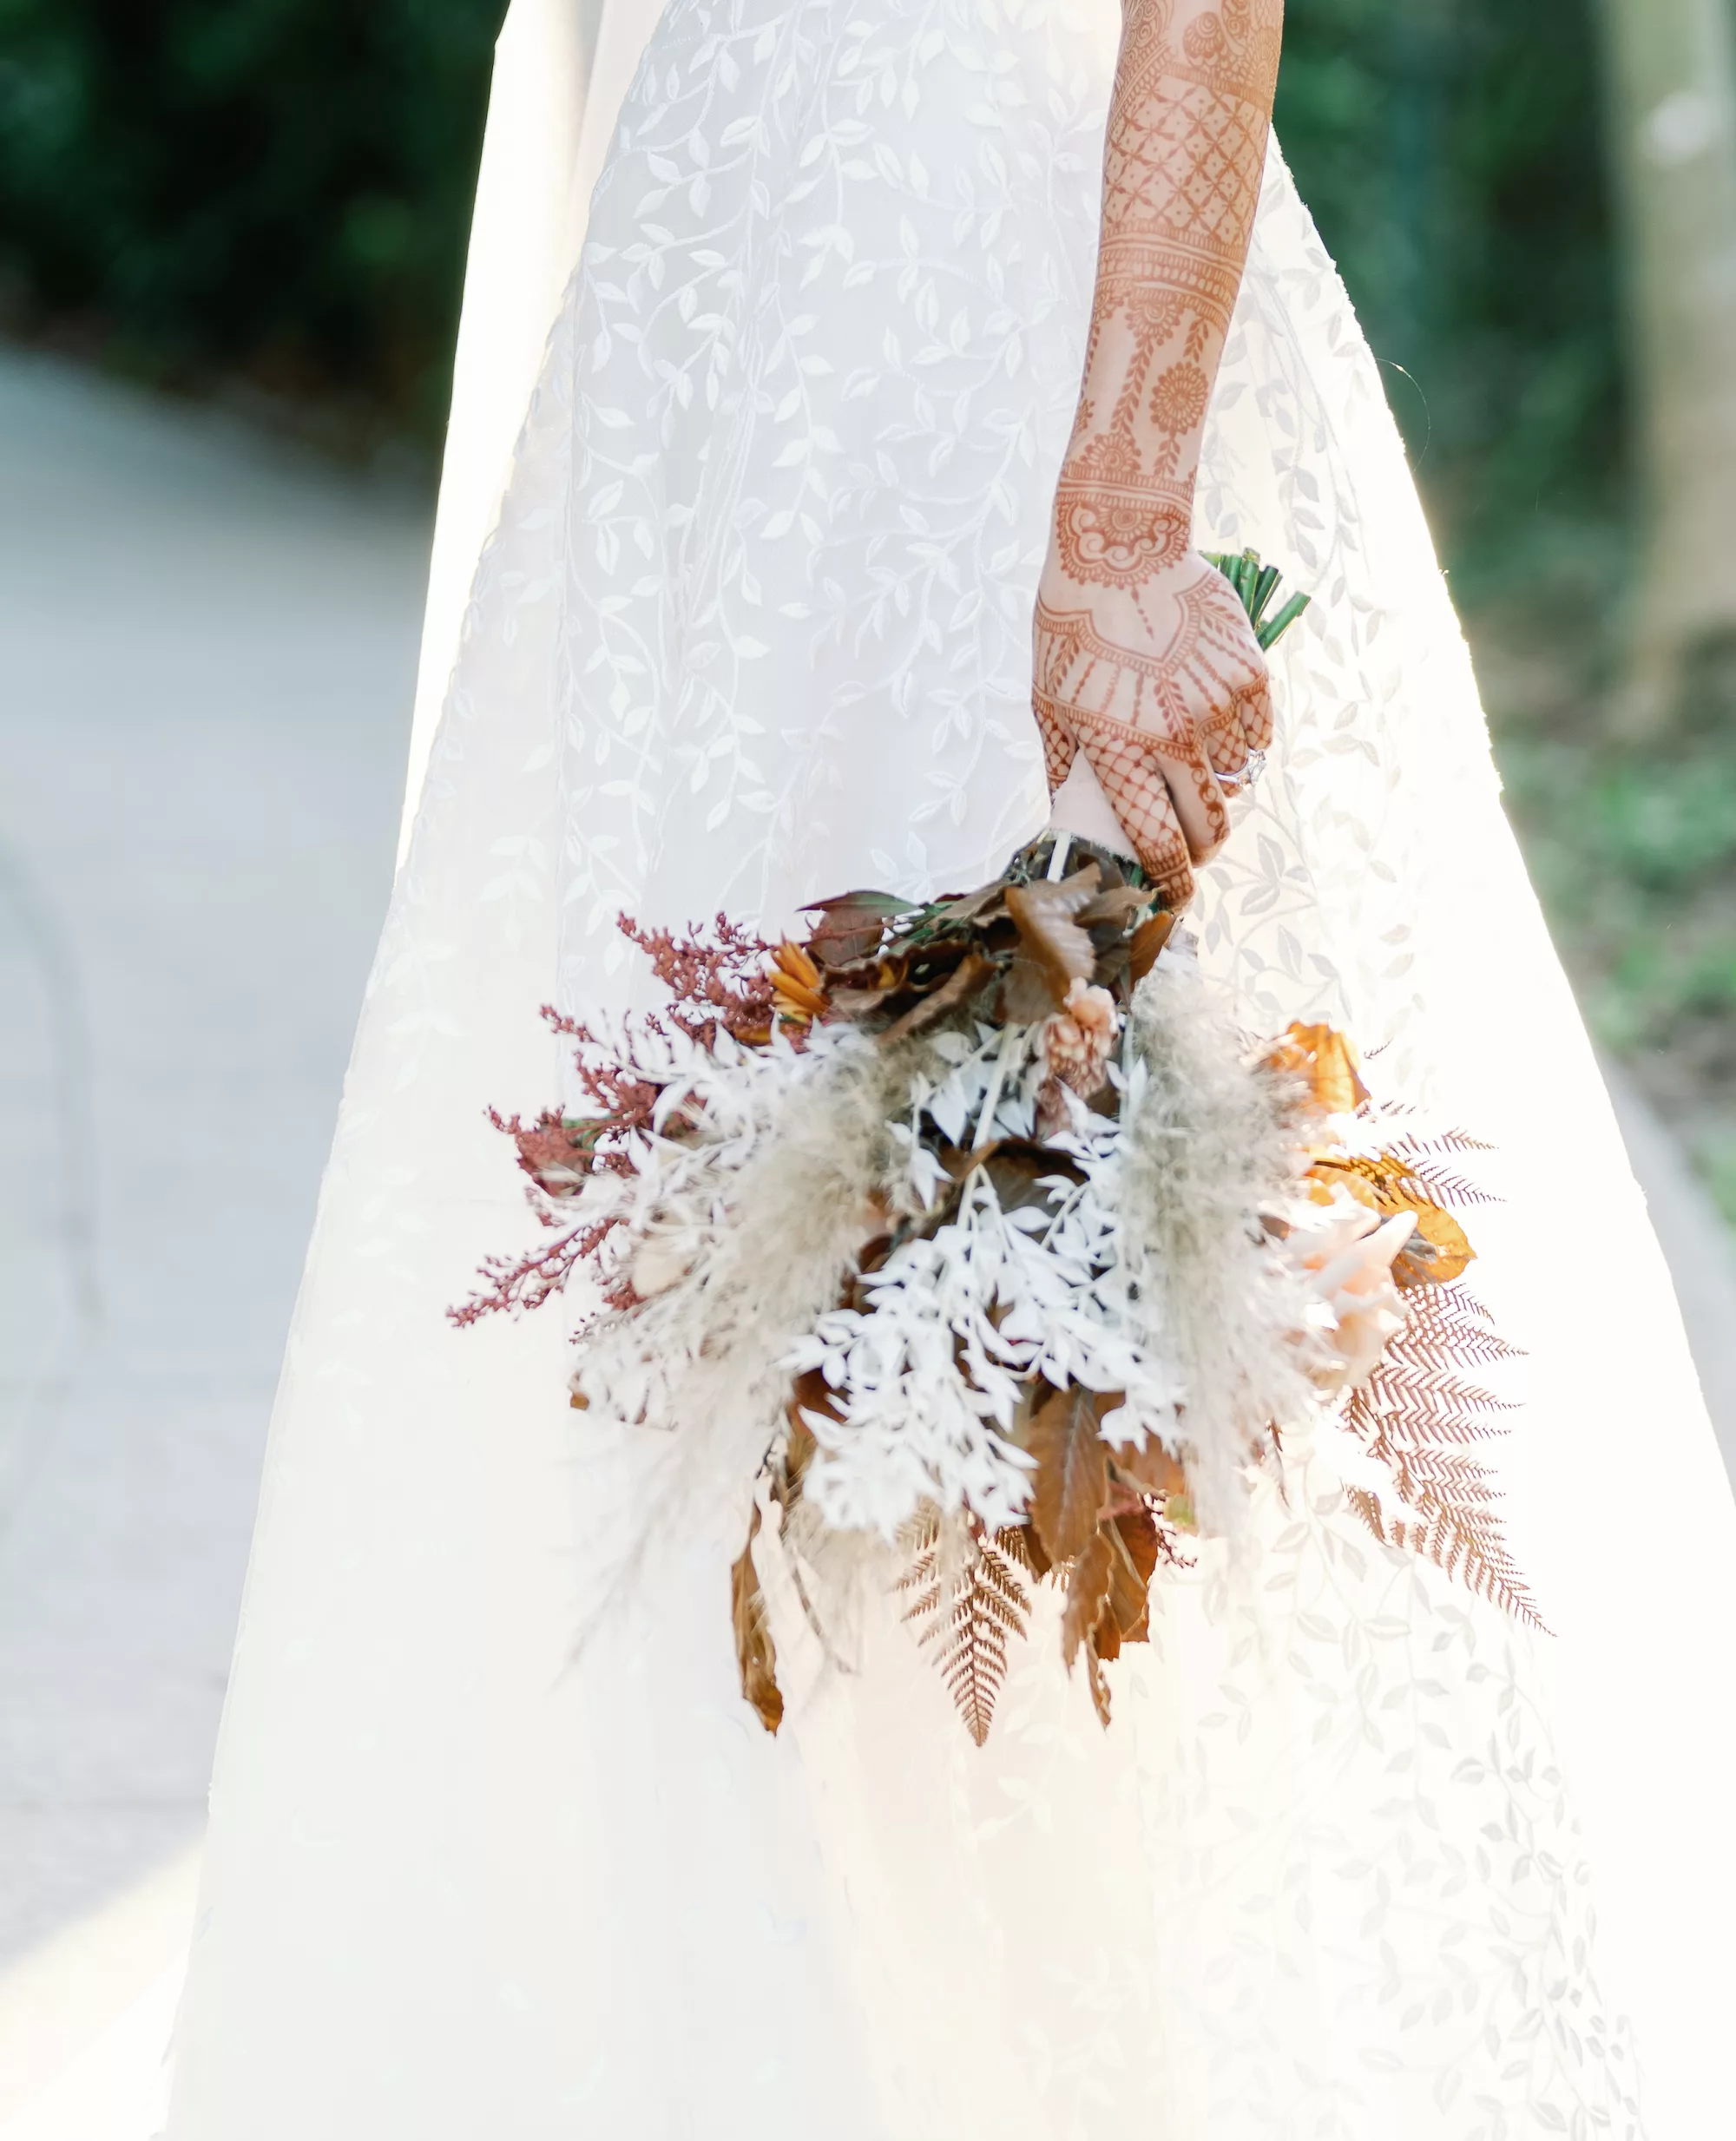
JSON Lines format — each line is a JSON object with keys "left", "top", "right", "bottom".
{"left": 457, "top": 559, "right": 1537, "bottom": 1744}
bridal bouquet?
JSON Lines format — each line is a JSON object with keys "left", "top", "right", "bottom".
{"left": 457, "top": 558, "right": 1536, "bottom": 1744}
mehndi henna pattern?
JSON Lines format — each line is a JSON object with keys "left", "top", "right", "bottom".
{"left": 1036, "top": 567, "right": 1274, "bottom": 904}
{"left": 1036, "top": 0, "right": 1284, "bottom": 903}
{"left": 1062, "top": 0, "right": 1281, "bottom": 573}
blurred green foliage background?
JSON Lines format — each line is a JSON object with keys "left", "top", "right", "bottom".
{"left": 1279, "top": 0, "right": 1626, "bottom": 575}
{"left": 1, "top": 0, "right": 1732, "bottom": 1205}
{"left": 0, "top": 0, "right": 503, "bottom": 437}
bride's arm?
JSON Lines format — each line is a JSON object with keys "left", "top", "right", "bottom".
{"left": 1036, "top": 0, "right": 1285, "bottom": 907}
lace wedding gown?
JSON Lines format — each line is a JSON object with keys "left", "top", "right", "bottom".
{"left": 164, "top": 1, "right": 1736, "bottom": 2134}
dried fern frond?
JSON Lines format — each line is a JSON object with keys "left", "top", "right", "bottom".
{"left": 1343, "top": 1280, "right": 1543, "bottom": 1630}
{"left": 1387, "top": 1286, "right": 1522, "bottom": 1374}
{"left": 1379, "top": 1448, "right": 1503, "bottom": 1501}
{"left": 1383, "top": 1144, "right": 1500, "bottom": 1210}
{"left": 1346, "top": 1485, "right": 1543, "bottom": 1632}
{"left": 900, "top": 1517, "right": 1031, "bottom": 1746}
{"left": 1383, "top": 1125, "right": 1494, "bottom": 1159}
{"left": 1309, "top": 1125, "right": 1499, "bottom": 1229}
{"left": 1353, "top": 1371, "right": 1515, "bottom": 1455}
{"left": 1359, "top": 1361, "right": 1507, "bottom": 1408}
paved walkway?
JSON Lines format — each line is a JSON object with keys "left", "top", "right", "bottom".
{"left": 0, "top": 352, "right": 429, "bottom": 2123}
{"left": 0, "top": 348, "right": 1733, "bottom": 2131}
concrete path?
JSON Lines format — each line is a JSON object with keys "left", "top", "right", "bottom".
{"left": 1607, "top": 1065, "right": 1736, "bottom": 1468}
{"left": 0, "top": 347, "right": 1732, "bottom": 2130}
{"left": 0, "top": 352, "right": 428, "bottom": 2118}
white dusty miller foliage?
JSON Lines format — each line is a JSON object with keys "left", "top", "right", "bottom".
{"left": 792, "top": 949, "right": 1320, "bottom": 1540}
{"left": 792, "top": 1028, "right": 1183, "bottom": 1539}
{"left": 560, "top": 944, "right": 1332, "bottom": 1560}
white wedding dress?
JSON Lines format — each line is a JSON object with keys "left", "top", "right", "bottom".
{"left": 164, "top": 1, "right": 1736, "bottom": 2134}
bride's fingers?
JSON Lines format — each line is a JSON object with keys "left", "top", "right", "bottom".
{"left": 1141, "top": 733, "right": 1230, "bottom": 864}
{"left": 1201, "top": 707, "right": 1253, "bottom": 778}
{"left": 1094, "top": 681, "right": 1230, "bottom": 863}
{"left": 1075, "top": 725, "right": 1194, "bottom": 909}
{"left": 1237, "top": 672, "right": 1274, "bottom": 755}
{"left": 1191, "top": 578, "right": 1273, "bottom": 755}
{"left": 1031, "top": 688, "right": 1079, "bottom": 796}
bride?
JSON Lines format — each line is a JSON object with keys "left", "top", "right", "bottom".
{"left": 163, "top": 0, "right": 1736, "bottom": 2133}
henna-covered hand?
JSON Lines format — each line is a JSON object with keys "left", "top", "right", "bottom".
{"left": 1036, "top": 548, "right": 1272, "bottom": 909}
{"left": 1034, "top": 0, "right": 1284, "bottom": 906}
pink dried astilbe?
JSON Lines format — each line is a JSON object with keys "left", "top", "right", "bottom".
{"left": 450, "top": 1059, "right": 654, "bottom": 1329}
{"left": 539, "top": 1011, "right": 662, "bottom": 1161}
{"left": 615, "top": 912, "right": 778, "bottom": 1047}
{"left": 452, "top": 914, "right": 780, "bottom": 1329}
{"left": 449, "top": 1210, "right": 628, "bottom": 1327}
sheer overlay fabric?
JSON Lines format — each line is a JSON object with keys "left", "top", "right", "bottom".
{"left": 167, "top": 1, "right": 1736, "bottom": 2134}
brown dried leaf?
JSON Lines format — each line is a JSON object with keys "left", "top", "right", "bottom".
{"left": 1003, "top": 870, "right": 1101, "bottom": 1017}
{"left": 803, "top": 890, "right": 915, "bottom": 967}
{"left": 976, "top": 1141, "right": 1082, "bottom": 1218}
{"left": 1108, "top": 1436, "right": 1187, "bottom": 1501}
{"left": 877, "top": 952, "right": 996, "bottom": 1047}
{"left": 1085, "top": 1645, "right": 1114, "bottom": 1729}
{"left": 1332, "top": 1156, "right": 1478, "bottom": 1283}
{"left": 1307, "top": 1154, "right": 1482, "bottom": 1292}
{"left": 1106, "top": 1511, "right": 1159, "bottom": 1642}
{"left": 1061, "top": 1527, "right": 1115, "bottom": 1671}
{"left": 787, "top": 1365, "right": 842, "bottom": 1424}
{"left": 1268, "top": 1022, "right": 1371, "bottom": 1115}
{"left": 1114, "top": 1506, "right": 1163, "bottom": 1586}
{"left": 928, "top": 882, "right": 1010, "bottom": 928}
{"left": 783, "top": 1368, "right": 838, "bottom": 1494}
{"left": 1128, "top": 910, "right": 1177, "bottom": 986}
{"left": 1305, "top": 1159, "right": 1381, "bottom": 1211}
{"left": 1392, "top": 1201, "right": 1475, "bottom": 1287}
{"left": 1001, "top": 959, "right": 1055, "bottom": 1025}
{"left": 804, "top": 888, "right": 916, "bottom": 923}
{"left": 1075, "top": 883, "right": 1150, "bottom": 930}
{"left": 1029, "top": 1384, "right": 1110, "bottom": 1565}
{"left": 827, "top": 985, "right": 897, "bottom": 1019}
{"left": 730, "top": 1508, "right": 783, "bottom": 1736}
